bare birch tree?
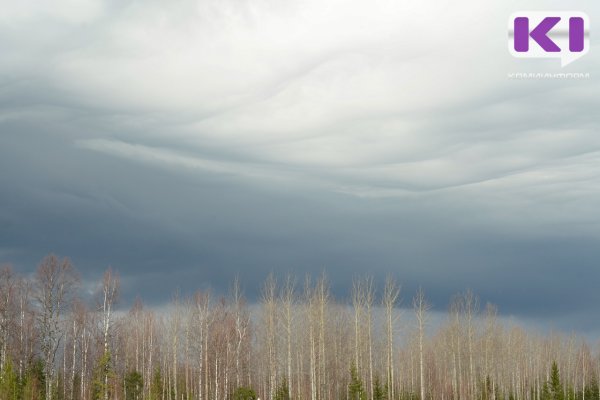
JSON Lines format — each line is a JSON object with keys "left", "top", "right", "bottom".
{"left": 364, "top": 276, "right": 375, "bottom": 400}
{"left": 316, "top": 273, "right": 330, "bottom": 400}
{"left": 194, "top": 290, "right": 212, "bottom": 400}
{"left": 97, "top": 267, "right": 119, "bottom": 400}
{"left": 463, "top": 290, "right": 479, "bottom": 400}
{"left": 33, "top": 254, "right": 78, "bottom": 400}
{"left": 232, "top": 276, "right": 249, "bottom": 389}
{"left": 413, "top": 287, "right": 430, "bottom": 400}
{"left": 261, "top": 273, "right": 278, "bottom": 400}
{"left": 280, "top": 273, "right": 296, "bottom": 399}
{"left": 351, "top": 277, "right": 366, "bottom": 375}
{"left": 0, "top": 265, "right": 16, "bottom": 372}
{"left": 383, "top": 276, "right": 400, "bottom": 400}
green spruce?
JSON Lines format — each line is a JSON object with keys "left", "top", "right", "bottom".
{"left": 348, "top": 363, "right": 366, "bottom": 400}
{"left": 232, "top": 386, "right": 258, "bottom": 400}
{"left": 124, "top": 370, "right": 143, "bottom": 400}
{"left": 274, "top": 378, "right": 291, "bottom": 400}
{"left": 0, "top": 358, "right": 20, "bottom": 400}
{"left": 541, "top": 361, "right": 564, "bottom": 400}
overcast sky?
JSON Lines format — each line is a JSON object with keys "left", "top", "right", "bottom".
{"left": 1, "top": 0, "right": 599, "bottom": 335}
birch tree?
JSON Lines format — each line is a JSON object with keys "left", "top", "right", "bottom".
{"left": 194, "top": 290, "right": 212, "bottom": 400}
{"left": 351, "top": 278, "right": 366, "bottom": 376}
{"left": 383, "top": 276, "right": 400, "bottom": 400}
{"left": 413, "top": 287, "right": 430, "bottom": 400}
{"left": 168, "top": 293, "right": 181, "bottom": 400}
{"left": 232, "top": 276, "right": 249, "bottom": 390}
{"left": 97, "top": 267, "right": 119, "bottom": 400}
{"left": 0, "top": 265, "right": 15, "bottom": 372}
{"left": 280, "top": 274, "right": 296, "bottom": 400}
{"left": 33, "top": 254, "right": 78, "bottom": 400}
{"left": 305, "top": 276, "right": 317, "bottom": 400}
{"left": 463, "top": 290, "right": 479, "bottom": 400}
{"left": 364, "top": 277, "right": 375, "bottom": 400}
{"left": 316, "top": 274, "right": 330, "bottom": 400}
{"left": 15, "top": 276, "right": 34, "bottom": 381}
{"left": 261, "top": 273, "right": 278, "bottom": 400}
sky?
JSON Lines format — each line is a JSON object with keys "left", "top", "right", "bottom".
{"left": 1, "top": 0, "right": 599, "bottom": 336}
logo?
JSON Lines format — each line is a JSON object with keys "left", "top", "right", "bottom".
{"left": 509, "top": 12, "right": 590, "bottom": 67}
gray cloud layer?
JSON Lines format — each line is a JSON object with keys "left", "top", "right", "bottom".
{"left": 1, "top": 0, "right": 600, "bottom": 334}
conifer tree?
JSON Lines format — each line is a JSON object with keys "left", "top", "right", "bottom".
{"left": 149, "top": 368, "right": 163, "bottom": 400}
{"left": 124, "top": 370, "right": 143, "bottom": 400}
{"left": 349, "top": 363, "right": 366, "bottom": 400}
{"left": 585, "top": 376, "right": 599, "bottom": 400}
{"left": 0, "top": 358, "right": 19, "bottom": 400}
{"left": 542, "top": 361, "right": 564, "bottom": 400}
{"left": 274, "top": 378, "right": 291, "bottom": 400}
{"left": 232, "top": 387, "right": 257, "bottom": 400}
{"left": 373, "top": 376, "right": 387, "bottom": 400}
{"left": 92, "top": 352, "right": 115, "bottom": 400}
{"left": 22, "top": 360, "right": 45, "bottom": 400}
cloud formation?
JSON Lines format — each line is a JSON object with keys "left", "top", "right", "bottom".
{"left": 1, "top": 0, "right": 600, "bottom": 335}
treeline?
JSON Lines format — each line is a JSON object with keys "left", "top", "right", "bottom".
{"left": 0, "top": 254, "right": 599, "bottom": 400}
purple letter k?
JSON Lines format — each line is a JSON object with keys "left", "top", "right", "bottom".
{"left": 514, "top": 17, "right": 561, "bottom": 52}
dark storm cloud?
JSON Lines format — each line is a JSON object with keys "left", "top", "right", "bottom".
{"left": 1, "top": 0, "right": 600, "bottom": 335}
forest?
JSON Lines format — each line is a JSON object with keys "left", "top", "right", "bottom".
{"left": 0, "top": 254, "right": 598, "bottom": 400}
